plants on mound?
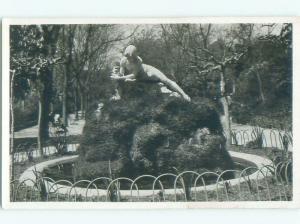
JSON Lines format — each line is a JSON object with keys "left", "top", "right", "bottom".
{"left": 75, "top": 94, "right": 229, "bottom": 179}
{"left": 174, "top": 134, "right": 234, "bottom": 172}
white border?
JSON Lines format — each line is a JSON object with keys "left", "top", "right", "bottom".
{"left": 2, "top": 17, "right": 300, "bottom": 25}
{"left": 2, "top": 17, "right": 300, "bottom": 209}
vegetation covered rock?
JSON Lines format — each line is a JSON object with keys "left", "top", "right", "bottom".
{"left": 75, "top": 82, "right": 233, "bottom": 179}
{"left": 174, "top": 133, "right": 234, "bottom": 172}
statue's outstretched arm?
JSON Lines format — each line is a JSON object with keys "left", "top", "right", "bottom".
{"left": 111, "top": 73, "right": 136, "bottom": 81}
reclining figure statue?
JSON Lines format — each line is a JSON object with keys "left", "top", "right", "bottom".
{"left": 110, "top": 45, "right": 191, "bottom": 102}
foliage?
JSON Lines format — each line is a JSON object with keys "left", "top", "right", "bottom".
{"left": 278, "top": 130, "right": 293, "bottom": 162}
{"left": 232, "top": 24, "right": 292, "bottom": 127}
{"left": 10, "top": 25, "right": 62, "bottom": 155}
{"left": 13, "top": 95, "right": 39, "bottom": 131}
{"left": 174, "top": 134, "right": 234, "bottom": 172}
{"left": 32, "top": 167, "right": 48, "bottom": 201}
{"left": 249, "top": 114, "right": 292, "bottom": 130}
{"left": 10, "top": 25, "right": 62, "bottom": 90}
{"left": 246, "top": 127, "right": 265, "bottom": 149}
{"left": 49, "top": 122, "right": 68, "bottom": 155}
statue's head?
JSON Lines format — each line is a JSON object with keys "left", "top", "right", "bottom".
{"left": 124, "top": 45, "right": 138, "bottom": 60}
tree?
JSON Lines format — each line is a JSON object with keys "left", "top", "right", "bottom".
{"left": 71, "top": 24, "right": 138, "bottom": 117}
{"left": 160, "top": 24, "right": 193, "bottom": 83}
{"left": 59, "top": 25, "right": 77, "bottom": 126}
{"left": 161, "top": 24, "right": 252, "bottom": 150}
{"left": 232, "top": 23, "right": 292, "bottom": 128}
{"left": 193, "top": 24, "right": 252, "bottom": 149}
{"left": 10, "top": 25, "right": 62, "bottom": 156}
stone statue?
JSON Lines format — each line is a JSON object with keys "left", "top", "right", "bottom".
{"left": 110, "top": 45, "right": 191, "bottom": 102}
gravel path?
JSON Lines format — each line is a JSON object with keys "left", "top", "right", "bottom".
{"left": 13, "top": 117, "right": 85, "bottom": 139}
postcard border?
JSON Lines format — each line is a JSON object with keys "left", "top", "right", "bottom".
{"left": 2, "top": 17, "right": 300, "bottom": 209}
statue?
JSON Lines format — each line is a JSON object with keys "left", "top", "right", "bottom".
{"left": 110, "top": 45, "right": 191, "bottom": 102}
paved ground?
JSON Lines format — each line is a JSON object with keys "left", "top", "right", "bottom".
{"left": 12, "top": 114, "right": 85, "bottom": 162}
{"left": 13, "top": 144, "right": 79, "bottom": 163}
{"left": 13, "top": 117, "right": 85, "bottom": 139}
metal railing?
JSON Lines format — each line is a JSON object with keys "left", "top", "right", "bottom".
{"left": 231, "top": 127, "right": 292, "bottom": 151}
{"left": 10, "top": 161, "right": 292, "bottom": 202}
{"left": 12, "top": 143, "right": 79, "bottom": 163}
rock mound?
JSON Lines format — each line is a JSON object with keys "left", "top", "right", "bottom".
{"left": 75, "top": 82, "right": 234, "bottom": 179}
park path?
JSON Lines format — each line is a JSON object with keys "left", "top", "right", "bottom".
{"left": 13, "top": 116, "right": 85, "bottom": 139}
{"left": 12, "top": 114, "right": 85, "bottom": 162}
{"left": 13, "top": 144, "right": 79, "bottom": 163}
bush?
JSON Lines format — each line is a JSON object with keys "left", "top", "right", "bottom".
{"left": 249, "top": 114, "right": 292, "bottom": 130}
{"left": 13, "top": 96, "right": 39, "bottom": 131}
{"left": 174, "top": 134, "right": 234, "bottom": 172}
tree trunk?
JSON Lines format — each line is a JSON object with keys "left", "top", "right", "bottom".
{"left": 37, "top": 96, "right": 44, "bottom": 157}
{"left": 74, "top": 87, "right": 79, "bottom": 120}
{"left": 36, "top": 25, "right": 61, "bottom": 157}
{"left": 37, "top": 93, "right": 50, "bottom": 157}
{"left": 219, "top": 96, "right": 231, "bottom": 150}
{"left": 80, "top": 92, "right": 85, "bottom": 119}
{"left": 62, "top": 69, "right": 68, "bottom": 126}
{"left": 37, "top": 68, "right": 53, "bottom": 157}
{"left": 255, "top": 72, "right": 265, "bottom": 104}
{"left": 80, "top": 93, "right": 84, "bottom": 118}
{"left": 219, "top": 69, "right": 231, "bottom": 150}
{"left": 85, "top": 93, "right": 89, "bottom": 115}
{"left": 62, "top": 26, "right": 75, "bottom": 126}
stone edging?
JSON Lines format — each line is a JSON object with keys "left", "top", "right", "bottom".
{"left": 19, "top": 151, "right": 273, "bottom": 198}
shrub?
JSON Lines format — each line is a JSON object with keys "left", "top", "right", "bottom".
{"left": 174, "top": 134, "right": 234, "bottom": 172}
{"left": 246, "top": 127, "right": 265, "bottom": 149}
{"left": 13, "top": 96, "right": 39, "bottom": 131}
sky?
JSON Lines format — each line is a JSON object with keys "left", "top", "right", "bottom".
{"left": 106, "top": 23, "right": 285, "bottom": 64}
